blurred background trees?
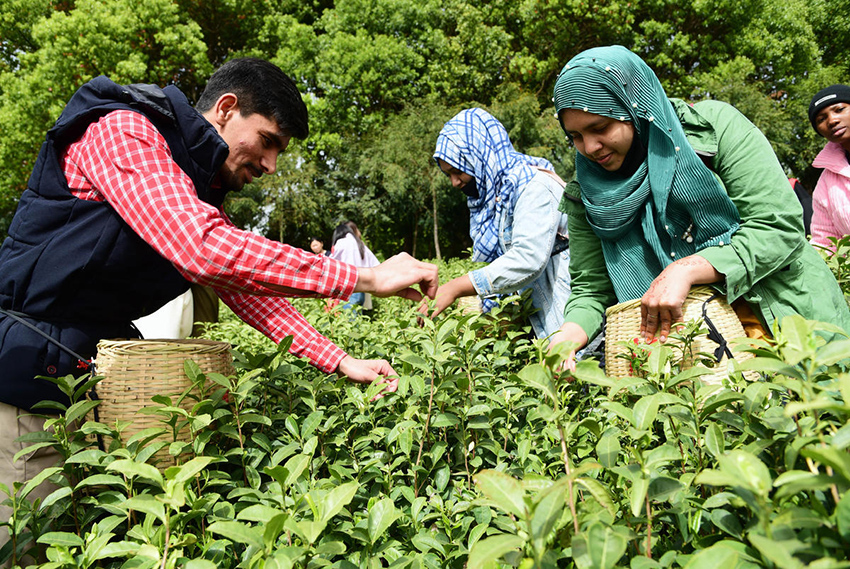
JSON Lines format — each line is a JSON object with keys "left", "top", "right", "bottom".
{"left": 1, "top": 0, "right": 847, "bottom": 258}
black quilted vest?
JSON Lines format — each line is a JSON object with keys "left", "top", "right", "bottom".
{"left": 0, "top": 76, "right": 229, "bottom": 410}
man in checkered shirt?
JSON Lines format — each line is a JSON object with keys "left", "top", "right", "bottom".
{"left": 0, "top": 58, "right": 438, "bottom": 519}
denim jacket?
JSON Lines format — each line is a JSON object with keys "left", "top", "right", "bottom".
{"left": 469, "top": 171, "right": 571, "bottom": 339}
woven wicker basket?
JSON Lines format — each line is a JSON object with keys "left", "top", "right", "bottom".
{"left": 604, "top": 286, "right": 754, "bottom": 385}
{"left": 93, "top": 338, "right": 234, "bottom": 464}
{"left": 458, "top": 296, "right": 482, "bottom": 315}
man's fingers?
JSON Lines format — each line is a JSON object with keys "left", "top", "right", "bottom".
{"left": 378, "top": 374, "right": 399, "bottom": 393}
{"left": 395, "top": 287, "right": 423, "bottom": 302}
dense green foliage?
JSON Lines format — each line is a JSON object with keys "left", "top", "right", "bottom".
{"left": 3, "top": 256, "right": 850, "bottom": 567}
{"left": 1, "top": 0, "right": 848, "bottom": 256}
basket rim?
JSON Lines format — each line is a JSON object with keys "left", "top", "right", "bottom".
{"left": 605, "top": 285, "right": 721, "bottom": 317}
{"left": 95, "top": 338, "right": 232, "bottom": 357}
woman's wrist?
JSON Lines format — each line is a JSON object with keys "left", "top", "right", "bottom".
{"left": 669, "top": 255, "right": 722, "bottom": 286}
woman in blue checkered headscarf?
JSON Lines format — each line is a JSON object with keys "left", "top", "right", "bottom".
{"left": 425, "top": 108, "right": 572, "bottom": 340}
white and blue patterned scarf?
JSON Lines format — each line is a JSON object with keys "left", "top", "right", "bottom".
{"left": 434, "top": 108, "right": 554, "bottom": 263}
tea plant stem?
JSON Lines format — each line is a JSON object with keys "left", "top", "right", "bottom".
{"left": 232, "top": 398, "right": 248, "bottom": 485}
{"left": 414, "top": 369, "right": 437, "bottom": 497}
{"left": 463, "top": 431, "right": 471, "bottom": 488}
{"left": 160, "top": 515, "right": 171, "bottom": 569}
{"left": 557, "top": 425, "right": 579, "bottom": 534}
{"left": 645, "top": 494, "right": 653, "bottom": 559}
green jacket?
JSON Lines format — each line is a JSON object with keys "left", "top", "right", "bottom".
{"left": 560, "top": 98, "right": 850, "bottom": 340}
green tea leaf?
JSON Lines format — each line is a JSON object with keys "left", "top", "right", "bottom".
{"left": 467, "top": 534, "right": 524, "bottom": 569}
{"left": 705, "top": 423, "right": 725, "bottom": 458}
{"left": 596, "top": 434, "right": 621, "bottom": 468}
{"left": 283, "top": 454, "right": 311, "bottom": 487}
{"left": 238, "top": 504, "right": 284, "bottom": 523}
{"left": 165, "top": 456, "right": 214, "bottom": 485}
{"left": 319, "top": 480, "right": 360, "bottom": 524}
{"left": 572, "top": 522, "right": 628, "bottom": 569}
{"left": 95, "top": 541, "right": 145, "bottom": 559}
{"left": 836, "top": 492, "right": 850, "bottom": 541}
{"left": 123, "top": 495, "right": 166, "bottom": 523}
{"left": 474, "top": 470, "right": 526, "bottom": 518}
{"left": 36, "top": 531, "right": 83, "bottom": 547}
{"left": 647, "top": 476, "right": 683, "bottom": 503}
{"left": 65, "top": 399, "right": 100, "bottom": 426}
{"left": 717, "top": 450, "right": 772, "bottom": 496}
{"left": 432, "top": 412, "right": 460, "bottom": 428}
{"left": 368, "top": 497, "right": 401, "bottom": 544}
{"left": 106, "top": 459, "right": 164, "bottom": 487}
{"left": 518, "top": 364, "right": 557, "bottom": 405}
{"left": 184, "top": 560, "right": 219, "bottom": 569}
{"left": 20, "top": 466, "right": 62, "bottom": 500}
{"left": 208, "top": 520, "right": 264, "bottom": 549}
{"left": 748, "top": 534, "right": 805, "bottom": 568}
{"left": 630, "top": 476, "right": 649, "bottom": 517}
{"left": 75, "top": 474, "right": 127, "bottom": 491}
{"left": 576, "top": 477, "right": 617, "bottom": 517}
{"left": 801, "top": 446, "right": 850, "bottom": 483}
{"left": 530, "top": 479, "right": 567, "bottom": 551}
{"left": 681, "top": 544, "right": 739, "bottom": 568}
{"left": 710, "top": 508, "right": 743, "bottom": 538}
{"left": 263, "top": 513, "right": 287, "bottom": 550}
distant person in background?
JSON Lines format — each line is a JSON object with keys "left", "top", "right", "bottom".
{"left": 309, "top": 237, "right": 329, "bottom": 256}
{"left": 330, "top": 221, "right": 380, "bottom": 310}
{"left": 808, "top": 84, "right": 850, "bottom": 249}
{"left": 788, "top": 178, "right": 813, "bottom": 237}
{"left": 423, "top": 108, "right": 571, "bottom": 339}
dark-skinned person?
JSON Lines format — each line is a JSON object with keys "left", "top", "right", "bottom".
{"left": 546, "top": 45, "right": 850, "bottom": 368}
{"left": 0, "top": 58, "right": 438, "bottom": 523}
{"left": 422, "top": 108, "right": 571, "bottom": 340}
{"left": 808, "top": 84, "right": 850, "bottom": 249}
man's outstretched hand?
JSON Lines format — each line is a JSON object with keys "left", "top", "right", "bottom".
{"left": 337, "top": 355, "right": 399, "bottom": 398}
{"left": 355, "top": 253, "right": 439, "bottom": 302}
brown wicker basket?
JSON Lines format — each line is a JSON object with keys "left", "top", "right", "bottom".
{"left": 458, "top": 296, "right": 482, "bottom": 315}
{"left": 604, "top": 287, "right": 754, "bottom": 385}
{"left": 93, "top": 338, "right": 234, "bottom": 464}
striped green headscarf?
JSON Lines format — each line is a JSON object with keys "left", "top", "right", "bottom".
{"left": 553, "top": 45, "right": 740, "bottom": 301}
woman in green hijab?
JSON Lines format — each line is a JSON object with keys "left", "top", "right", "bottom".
{"left": 549, "top": 45, "right": 850, "bottom": 357}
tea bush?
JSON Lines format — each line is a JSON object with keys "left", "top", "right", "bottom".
{"left": 3, "top": 256, "right": 850, "bottom": 568}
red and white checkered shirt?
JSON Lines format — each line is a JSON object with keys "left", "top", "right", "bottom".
{"left": 61, "top": 109, "right": 357, "bottom": 372}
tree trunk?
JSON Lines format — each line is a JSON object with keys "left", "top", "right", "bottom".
{"left": 411, "top": 212, "right": 419, "bottom": 259}
{"left": 432, "top": 183, "right": 441, "bottom": 261}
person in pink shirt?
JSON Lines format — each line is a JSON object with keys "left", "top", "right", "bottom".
{"left": 809, "top": 84, "right": 850, "bottom": 248}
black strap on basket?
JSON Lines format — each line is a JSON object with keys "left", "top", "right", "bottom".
{"left": 0, "top": 307, "right": 102, "bottom": 437}
{"left": 0, "top": 307, "right": 94, "bottom": 371}
{"left": 701, "top": 293, "right": 735, "bottom": 363}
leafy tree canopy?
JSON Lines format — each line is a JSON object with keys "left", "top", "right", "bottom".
{"left": 0, "top": 0, "right": 846, "bottom": 255}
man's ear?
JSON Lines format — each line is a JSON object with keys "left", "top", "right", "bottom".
{"left": 206, "top": 93, "right": 239, "bottom": 128}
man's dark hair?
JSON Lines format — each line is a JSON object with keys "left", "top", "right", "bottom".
{"left": 196, "top": 58, "right": 309, "bottom": 139}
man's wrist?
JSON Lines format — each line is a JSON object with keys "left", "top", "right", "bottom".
{"left": 354, "top": 268, "right": 373, "bottom": 293}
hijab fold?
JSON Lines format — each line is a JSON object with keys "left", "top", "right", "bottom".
{"left": 553, "top": 45, "right": 740, "bottom": 301}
